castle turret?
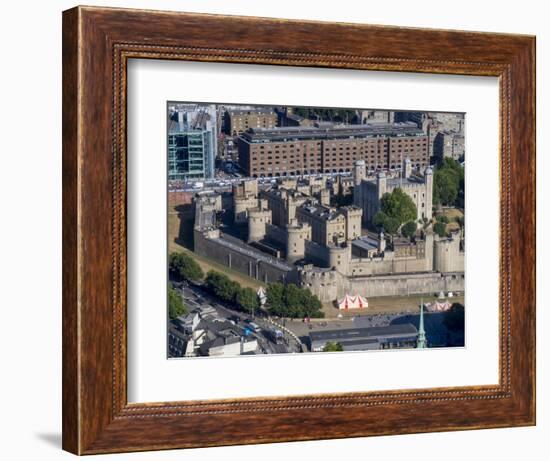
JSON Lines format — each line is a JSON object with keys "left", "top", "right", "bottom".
{"left": 247, "top": 207, "right": 272, "bottom": 243}
{"left": 319, "top": 188, "right": 331, "bottom": 206}
{"left": 353, "top": 159, "right": 367, "bottom": 186}
{"left": 424, "top": 167, "right": 434, "bottom": 221}
{"left": 234, "top": 195, "right": 258, "bottom": 223}
{"left": 403, "top": 157, "right": 412, "bottom": 179}
{"left": 378, "top": 231, "right": 386, "bottom": 253}
{"left": 328, "top": 245, "right": 351, "bottom": 274}
{"left": 286, "top": 219, "right": 311, "bottom": 263}
{"left": 376, "top": 170, "right": 387, "bottom": 199}
{"left": 342, "top": 206, "right": 362, "bottom": 241}
{"left": 233, "top": 178, "right": 259, "bottom": 223}
{"left": 232, "top": 178, "right": 258, "bottom": 198}
{"left": 433, "top": 231, "right": 462, "bottom": 272}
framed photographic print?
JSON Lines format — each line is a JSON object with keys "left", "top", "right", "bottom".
{"left": 62, "top": 5, "right": 536, "bottom": 455}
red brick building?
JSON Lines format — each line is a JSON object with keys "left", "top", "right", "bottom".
{"left": 237, "top": 123, "right": 428, "bottom": 178}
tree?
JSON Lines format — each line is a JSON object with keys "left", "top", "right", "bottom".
{"left": 436, "top": 215, "right": 449, "bottom": 224}
{"left": 374, "top": 188, "right": 417, "bottom": 239}
{"left": 205, "top": 270, "right": 239, "bottom": 303}
{"left": 433, "top": 169, "right": 459, "bottom": 205}
{"left": 443, "top": 303, "right": 465, "bottom": 332}
{"left": 169, "top": 252, "right": 204, "bottom": 282}
{"left": 290, "top": 107, "right": 359, "bottom": 124}
{"left": 373, "top": 211, "right": 400, "bottom": 235}
{"left": 266, "top": 283, "right": 285, "bottom": 312}
{"left": 401, "top": 221, "right": 417, "bottom": 239}
{"left": 283, "top": 284, "right": 303, "bottom": 312}
{"left": 379, "top": 188, "right": 417, "bottom": 225}
{"left": 236, "top": 287, "right": 259, "bottom": 315}
{"left": 302, "top": 290, "right": 324, "bottom": 318}
{"left": 434, "top": 221, "right": 448, "bottom": 238}
{"left": 168, "top": 283, "right": 186, "bottom": 319}
{"left": 266, "top": 283, "right": 324, "bottom": 319}
{"left": 433, "top": 158, "right": 464, "bottom": 207}
{"left": 322, "top": 341, "right": 343, "bottom": 352}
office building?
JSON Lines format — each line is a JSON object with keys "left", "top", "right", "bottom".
{"left": 237, "top": 122, "right": 429, "bottom": 178}
{"left": 168, "top": 104, "right": 216, "bottom": 181}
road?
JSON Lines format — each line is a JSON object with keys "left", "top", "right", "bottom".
{"left": 175, "top": 281, "right": 304, "bottom": 354}
{"left": 168, "top": 170, "right": 354, "bottom": 193}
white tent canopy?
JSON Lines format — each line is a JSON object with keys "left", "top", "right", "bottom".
{"left": 257, "top": 287, "right": 267, "bottom": 306}
{"left": 338, "top": 294, "right": 369, "bottom": 310}
{"left": 425, "top": 300, "right": 452, "bottom": 312}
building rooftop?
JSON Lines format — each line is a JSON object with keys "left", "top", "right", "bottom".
{"left": 286, "top": 113, "right": 305, "bottom": 122}
{"left": 168, "top": 119, "right": 187, "bottom": 134}
{"left": 240, "top": 122, "right": 424, "bottom": 144}
{"left": 228, "top": 108, "right": 275, "bottom": 115}
{"left": 309, "top": 323, "right": 418, "bottom": 343}
{"left": 197, "top": 318, "right": 242, "bottom": 336}
{"left": 261, "top": 186, "right": 309, "bottom": 201}
{"left": 211, "top": 234, "right": 293, "bottom": 271}
{"left": 352, "top": 236, "right": 379, "bottom": 252}
{"left": 168, "top": 321, "right": 188, "bottom": 341}
{"left": 299, "top": 203, "right": 340, "bottom": 221}
{"left": 169, "top": 107, "right": 214, "bottom": 133}
{"left": 386, "top": 174, "right": 426, "bottom": 187}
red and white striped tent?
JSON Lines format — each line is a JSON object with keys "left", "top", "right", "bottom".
{"left": 425, "top": 300, "right": 452, "bottom": 312}
{"left": 338, "top": 294, "right": 369, "bottom": 310}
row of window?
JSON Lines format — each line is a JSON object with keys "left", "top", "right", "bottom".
{"left": 253, "top": 150, "right": 424, "bottom": 159}
{"left": 252, "top": 138, "right": 427, "bottom": 149}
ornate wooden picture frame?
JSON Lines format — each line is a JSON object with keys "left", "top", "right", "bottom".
{"left": 62, "top": 5, "right": 535, "bottom": 455}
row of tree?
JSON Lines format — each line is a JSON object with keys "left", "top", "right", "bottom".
{"left": 266, "top": 283, "right": 325, "bottom": 319}
{"left": 169, "top": 251, "right": 325, "bottom": 319}
{"left": 168, "top": 283, "right": 187, "bottom": 319}
{"left": 204, "top": 270, "right": 260, "bottom": 315}
{"left": 290, "top": 107, "right": 360, "bottom": 124}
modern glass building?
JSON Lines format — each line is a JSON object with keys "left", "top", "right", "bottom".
{"left": 168, "top": 106, "right": 216, "bottom": 182}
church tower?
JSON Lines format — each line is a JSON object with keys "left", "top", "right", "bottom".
{"left": 417, "top": 298, "right": 427, "bottom": 349}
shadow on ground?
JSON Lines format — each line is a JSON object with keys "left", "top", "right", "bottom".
{"left": 391, "top": 312, "right": 464, "bottom": 347}
{"left": 35, "top": 432, "right": 62, "bottom": 448}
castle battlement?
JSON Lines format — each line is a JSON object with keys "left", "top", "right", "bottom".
{"left": 191, "top": 174, "right": 463, "bottom": 303}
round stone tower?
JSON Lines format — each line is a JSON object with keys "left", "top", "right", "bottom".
{"left": 286, "top": 220, "right": 310, "bottom": 263}
{"left": 328, "top": 245, "right": 351, "bottom": 274}
{"left": 434, "top": 232, "right": 461, "bottom": 273}
{"left": 247, "top": 208, "right": 272, "bottom": 243}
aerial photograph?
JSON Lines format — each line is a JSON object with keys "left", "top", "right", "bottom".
{"left": 167, "top": 103, "right": 465, "bottom": 358}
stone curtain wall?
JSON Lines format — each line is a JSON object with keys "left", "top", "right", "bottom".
{"left": 194, "top": 228, "right": 293, "bottom": 284}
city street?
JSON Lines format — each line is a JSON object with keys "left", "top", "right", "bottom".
{"left": 175, "top": 281, "right": 304, "bottom": 354}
